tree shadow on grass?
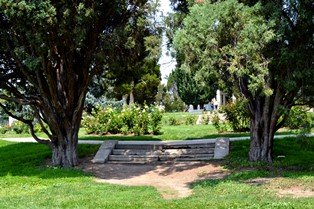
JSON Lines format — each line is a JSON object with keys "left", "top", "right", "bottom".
{"left": 0, "top": 140, "right": 101, "bottom": 179}
{"left": 190, "top": 137, "right": 314, "bottom": 190}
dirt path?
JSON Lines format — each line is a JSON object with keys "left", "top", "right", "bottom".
{"left": 80, "top": 160, "right": 229, "bottom": 199}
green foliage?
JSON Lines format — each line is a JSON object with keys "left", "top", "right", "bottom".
{"left": 164, "top": 94, "right": 186, "bottom": 112}
{"left": 221, "top": 100, "right": 250, "bottom": 132}
{"left": 102, "top": 1, "right": 162, "bottom": 105}
{"left": 11, "top": 121, "right": 29, "bottom": 134}
{"left": 155, "top": 84, "right": 186, "bottom": 112}
{"left": 211, "top": 111, "right": 228, "bottom": 133}
{"left": 285, "top": 106, "right": 312, "bottom": 132}
{"left": 150, "top": 106, "right": 163, "bottom": 134}
{"left": 172, "top": 0, "right": 314, "bottom": 162}
{"left": 82, "top": 105, "right": 163, "bottom": 136}
{"left": 0, "top": 125, "right": 8, "bottom": 134}
{"left": 170, "top": 67, "right": 216, "bottom": 107}
{"left": 185, "top": 115, "right": 196, "bottom": 125}
{"left": 168, "top": 116, "right": 181, "bottom": 126}
{"left": 174, "top": 0, "right": 275, "bottom": 97}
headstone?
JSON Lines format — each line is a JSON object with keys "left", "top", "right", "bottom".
{"left": 9, "top": 117, "right": 16, "bottom": 126}
{"left": 188, "top": 104, "right": 194, "bottom": 112}
{"left": 196, "top": 115, "right": 203, "bottom": 125}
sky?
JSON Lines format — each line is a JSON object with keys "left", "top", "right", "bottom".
{"left": 158, "top": 0, "right": 177, "bottom": 84}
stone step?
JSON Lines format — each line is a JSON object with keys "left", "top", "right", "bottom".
{"left": 159, "top": 154, "right": 214, "bottom": 161}
{"left": 109, "top": 153, "right": 214, "bottom": 161}
{"left": 115, "top": 143, "right": 215, "bottom": 150}
{"left": 174, "top": 156, "right": 214, "bottom": 161}
{"left": 162, "top": 143, "right": 215, "bottom": 149}
{"left": 163, "top": 148, "right": 214, "bottom": 155}
{"left": 115, "top": 144, "right": 163, "bottom": 150}
{"left": 112, "top": 149, "right": 161, "bottom": 155}
{"left": 92, "top": 138, "right": 230, "bottom": 164}
{"left": 112, "top": 148, "right": 214, "bottom": 156}
{"left": 108, "top": 155, "right": 159, "bottom": 162}
{"left": 107, "top": 161, "right": 155, "bottom": 164}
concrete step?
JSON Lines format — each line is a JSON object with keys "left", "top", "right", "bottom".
{"left": 109, "top": 153, "right": 214, "bottom": 161}
{"left": 115, "top": 143, "right": 215, "bottom": 150}
{"left": 93, "top": 138, "right": 230, "bottom": 164}
{"left": 112, "top": 148, "right": 214, "bottom": 156}
{"left": 115, "top": 144, "right": 163, "bottom": 150}
{"left": 112, "top": 149, "right": 162, "bottom": 155}
{"left": 163, "top": 148, "right": 214, "bottom": 155}
{"left": 159, "top": 154, "right": 214, "bottom": 161}
{"left": 162, "top": 143, "right": 215, "bottom": 149}
{"left": 108, "top": 155, "right": 159, "bottom": 162}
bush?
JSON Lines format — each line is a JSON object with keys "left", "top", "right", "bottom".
{"left": 211, "top": 111, "right": 228, "bottom": 133}
{"left": 185, "top": 115, "right": 196, "bottom": 125}
{"left": 82, "top": 104, "right": 163, "bottom": 136}
{"left": 285, "top": 106, "right": 312, "bottom": 132}
{"left": 0, "top": 126, "right": 9, "bottom": 134}
{"left": 150, "top": 106, "right": 163, "bottom": 134}
{"left": 221, "top": 100, "right": 250, "bottom": 132}
{"left": 168, "top": 116, "right": 181, "bottom": 126}
{"left": 11, "top": 121, "right": 29, "bottom": 134}
{"left": 164, "top": 94, "right": 186, "bottom": 112}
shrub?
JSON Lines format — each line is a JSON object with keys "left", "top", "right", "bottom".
{"left": 285, "top": 106, "right": 312, "bottom": 132}
{"left": 211, "top": 111, "right": 228, "bottom": 133}
{"left": 11, "top": 121, "right": 29, "bottom": 134}
{"left": 221, "top": 100, "right": 250, "bottom": 132}
{"left": 168, "top": 116, "right": 181, "bottom": 126}
{"left": 150, "top": 106, "right": 163, "bottom": 134}
{"left": 164, "top": 94, "right": 186, "bottom": 112}
{"left": 0, "top": 126, "right": 9, "bottom": 134}
{"left": 82, "top": 113, "right": 99, "bottom": 134}
{"left": 185, "top": 115, "right": 196, "bottom": 125}
{"left": 133, "top": 106, "right": 149, "bottom": 135}
{"left": 82, "top": 104, "right": 163, "bottom": 135}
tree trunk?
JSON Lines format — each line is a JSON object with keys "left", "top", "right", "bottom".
{"left": 249, "top": 118, "right": 274, "bottom": 162}
{"left": 51, "top": 133, "right": 79, "bottom": 167}
{"left": 248, "top": 94, "right": 280, "bottom": 163}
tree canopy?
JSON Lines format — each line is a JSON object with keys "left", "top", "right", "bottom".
{"left": 174, "top": 0, "right": 313, "bottom": 162}
{"left": 101, "top": 0, "right": 162, "bottom": 105}
{"left": 0, "top": 0, "right": 150, "bottom": 167}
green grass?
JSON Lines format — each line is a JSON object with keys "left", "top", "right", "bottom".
{"left": 0, "top": 112, "right": 304, "bottom": 141}
{"left": 0, "top": 137, "right": 313, "bottom": 208}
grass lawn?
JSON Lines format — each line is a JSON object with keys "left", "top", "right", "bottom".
{"left": 0, "top": 112, "right": 304, "bottom": 141}
{"left": 0, "top": 137, "right": 313, "bottom": 208}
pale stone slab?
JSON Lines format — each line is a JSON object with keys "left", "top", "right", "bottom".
{"left": 92, "top": 140, "right": 117, "bottom": 163}
{"left": 214, "top": 138, "right": 230, "bottom": 159}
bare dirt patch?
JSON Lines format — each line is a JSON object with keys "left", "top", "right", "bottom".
{"left": 79, "top": 158, "right": 229, "bottom": 199}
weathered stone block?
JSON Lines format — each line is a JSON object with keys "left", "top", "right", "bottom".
{"left": 214, "top": 138, "right": 229, "bottom": 159}
{"left": 92, "top": 140, "right": 117, "bottom": 163}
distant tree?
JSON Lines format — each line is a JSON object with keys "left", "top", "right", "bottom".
{"left": 155, "top": 84, "right": 186, "bottom": 112}
{"left": 174, "top": 0, "right": 314, "bottom": 162}
{"left": 170, "top": 68, "right": 216, "bottom": 108}
{"left": 103, "top": 0, "right": 162, "bottom": 105}
{"left": 0, "top": 0, "right": 149, "bottom": 167}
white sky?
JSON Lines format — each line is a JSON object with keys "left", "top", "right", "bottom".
{"left": 158, "top": 0, "right": 177, "bottom": 84}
